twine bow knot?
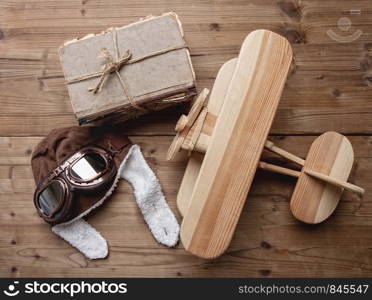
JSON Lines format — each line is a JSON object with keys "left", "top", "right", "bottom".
{"left": 89, "top": 48, "right": 132, "bottom": 94}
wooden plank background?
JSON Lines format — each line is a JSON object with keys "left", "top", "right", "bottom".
{"left": 0, "top": 0, "right": 371, "bottom": 277}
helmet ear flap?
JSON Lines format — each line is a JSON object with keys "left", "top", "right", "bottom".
{"left": 52, "top": 219, "right": 108, "bottom": 260}
{"left": 120, "top": 145, "right": 180, "bottom": 248}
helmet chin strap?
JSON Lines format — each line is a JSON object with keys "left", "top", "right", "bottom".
{"left": 51, "top": 145, "right": 180, "bottom": 259}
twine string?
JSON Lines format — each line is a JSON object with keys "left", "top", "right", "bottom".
{"left": 65, "top": 27, "right": 187, "bottom": 112}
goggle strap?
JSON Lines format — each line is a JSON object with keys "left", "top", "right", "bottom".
{"left": 107, "top": 133, "right": 131, "bottom": 153}
{"left": 46, "top": 153, "right": 83, "bottom": 181}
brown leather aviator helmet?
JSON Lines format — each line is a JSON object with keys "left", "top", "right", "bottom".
{"left": 31, "top": 126, "right": 179, "bottom": 260}
{"left": 31, "top": 126, "right": 132, "bottom": 225}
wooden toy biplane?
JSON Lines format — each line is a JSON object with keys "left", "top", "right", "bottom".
{"left": 167, "top": 30, "right": 364, "bottom": 259}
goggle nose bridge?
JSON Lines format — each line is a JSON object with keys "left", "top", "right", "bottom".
{"left": 47, "top": 154, "right": 81, "bottom": 181}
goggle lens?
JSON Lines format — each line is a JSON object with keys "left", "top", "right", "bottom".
{"left": 38, "top": 181, "right": 63, "bottom": 216}
{"left": 70, "top": 152, "right": 107, "bottom": 181}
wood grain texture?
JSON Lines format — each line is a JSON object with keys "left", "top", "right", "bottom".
{"left": 193, "top": 58, "right": 237, "bottom": 153}
{"left": 1, "top": 0, "right": 372, "bottom": 277}
{"left": 181, "top": 30, "right": 292, "bottom": 258}
{"left": 290, "top": 132, "right": 354, "bottom": 224}
{"left": 177, "top": 59, "right": 237, "bottom": 216}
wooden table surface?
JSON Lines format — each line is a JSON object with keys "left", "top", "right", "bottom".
{"left": 1, "top": 0, "right": 372, "bottom": 278}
